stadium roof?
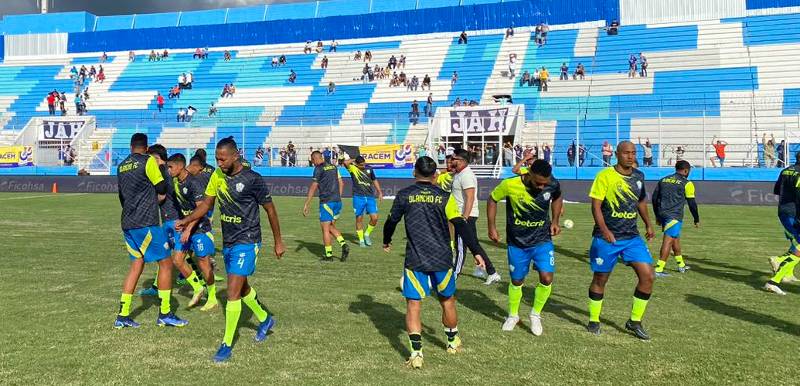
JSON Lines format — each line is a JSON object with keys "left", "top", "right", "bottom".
{"left": 0, "top": 0, "right": 310, "bottom": 17}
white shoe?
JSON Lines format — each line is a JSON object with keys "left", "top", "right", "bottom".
{"left": 501, "top": 316, "right": 519, "bottom": 331}
{"left": 764, "top": 282, "right": 787, "bottom": 295}
{"left": 768, "top": 257, "right": 780, "bottom": 273}
{"left": 529, "top": 312, "right": 543, "bottom": 336}
{"left": 187, "top": 287, "right": 206, "bottom": 308}
{"left": 472, "top": 267, "right": 487, "bottom": 279}
{"left": 782, "top": 275, "right": 799, "bottom": 283}
{"left": 484, "top": 273, "right": 501, "bottom": 285}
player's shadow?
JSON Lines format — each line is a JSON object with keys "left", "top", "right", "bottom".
{"left": 686, "top": 294, "right": 800, "bottom": 337}
{"left": 295, "top": 240, "right": 325, "bottom": 256}
{"left": 555, "top": 246, "right": 589, "bottom": 264}
{"left": 348, "top": 294, "right": 445, "bottom": 358}
{"left": 457, "top": 289, "right": 505, "bottom": 322}
{"left": 688, "top": 257, "right": 768, "bottom": 291}
{"left": 129, "top": 295, "right": 183, "bottom": 320}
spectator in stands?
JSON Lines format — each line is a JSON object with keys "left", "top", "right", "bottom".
{"left": 221, "top": 84, "right": 231, "bottom": 98}
{"left": 185, "top": 72, "right": 194, "bottom": 89}
{"left": 83, "top": 88, "right": 90, "bottom": 102}
{"left": 364, "top": 50, "right": 373, "bottom": 62}
{"left": 203, "top": 47, "right": 209, "bottom": 59}
{"left": 451, "top": 71, "right": 458, "bottom": 86}
{"left": 388, "top": 55, "right": 397, "bottom": 69}
{"left": 208, "top": 103, "right": 218, "bottom": 117}
{"left": 279, "top": 148, "right": 287, "bottom": 166}
{"left": 503, "top": 142, "right": 514, "bottom": 166}
{"left": 639, "top": 137, "right": 654, "bottom": 166}
{"left": 224, "top": 50, "right": 232, "bottom": 61}
{"left": 506, "top": 26, "right": 514, "bottom": 39}
{"left": 321, "top": 55, "right": 329, "bottom": 69}
{"left": 383, "top": 66, "right": 390, "bottom": 79}
{"left": 673, "top": 145, "right": 686, "bottom": 163}
{"left": 69, "top": 66, "right": 78, "bottom": 79}
{"left": 567, "top": 142, "right": 576, "bottom": 166}
{"left": 574, "top": 63, "right": 585, "bottom": 80}
{"left": 710, "top": 136, "right": 728, "bottom": 167}
{"left": 453, "top": 97, "right": 461, "bottom": 107}
{"left": 508, "top": 53, "right": 517, "bottom": 79}
{"left": 354, "top": 50, "right": 362, "bottom": 61}
{"left": 279, "top": 55, "right": 287, "bottom": 66}
{"left": 515, "top": 144, "right": 524, "bottom": 162}
{"left": 178, "top": 73, "right": 187, "bottom": 89}
{"left": 287, "top": 142, "right": 296, "bottom": 166}
{"left": 408, "top": 75, "right": 419, "bottom": 91}
{"left": 194, "top": 48, "right": 203, "bottom": 59}
{"left": 777, "top": 140, "right": 787, "bottom": 167}
{"left": 47, "top": 92, "right": 56, "bottom": 116}
{"left": 89, "top": 66, "right": 97, "bottom": 80}
{"left": 170, "top": 85, "right": 181, "bottom": 99}
{"left": 128, "top": 51, "right": 135, "bottom": 62}
{"left": 156, "top": 93, "right": 164, "bottom": 112}
{"left": 533, "top": 68, "right": 540, "bottom": 88}
{"left": 543, "top": 143, "right": 552, "bottom": 164}
{"left": 628, "top": 54, "right": 638, "bottom": 78}
{"left": 560, "top": 63, "right": 569, "bottom": 80}
{"left": 100, "top": 52, "right": 108, "bottom": 62}
{"left": 272, "top": 56, "right": 279, "bottom": 67}
{"left": 148, "top": 50, "right": 157, "bottom": 62}
{"left": 763, "top": 133, "right": 776, "bottom": 167}
{"left": 425, "top": 93, "right": 434, "bottom": 117}
{"left": 578, "top": 144, "right": 586, "bottom": 166}
{"left": 323, "top": 147, "right": 332, "bottom": 163}
{"left": 330, "top": 39, "right": 338, "bottom": 52}
{"left": 422, "top": 74, "right": 431, "bottom": 90}
{"left": 162, "top": 49, "right": 169, "bottom": 59}
{"left": 410, "top": 100, "right": 420, "bottom": 125}
{"left": 520, "top": 70, "right": 531, "bottom": 87}
{"left": 540, "top": 23, "right": 550, "bottom": 45}
{"left": 64, "top": 145, "right": 75, "bottom": 166}
{"left": 288, "top": 70, "right": 297, "bottom": 84}
{"left": 177, "top": 108, "right": 186, "bottom": 122}
{"left": 229, "top": 84, "right": 236, "bottom": 96}
{"left": 59, "top": 92, "right": 67, "bottom": 115}
{"left": 389, "top": 72, "right": 399, "bottom": 87}
{"left": 255, "top": 147, "right": 264, "bottom": 166}
{"left": 539, "top": 67, "right": 549, "bottom": 91}
{"left": 639, "top": 53, "right": 648, "bottom": 77}
{"left": 399, "top": 72, "right": 408, "bottom": 87}
{"left": 602, "top": 141, "right": 613, "bottom": 165}
{"left": 316, "top": 40, "right": 324, "bottom": 53}
{"left": 97, "top": 66, "right": 105, "bottom": 83}
{"left": 304, "top": 41, "right": 312, "bottom": 54}
{"left": 328, "top": 81, "right": 336, "bottom": 95}
{"left": 308, "top": 147, "right": 315, "bottom": 166}
{"left": 458, "top": 31, "right": 468, "bottom": 44}
{"left": 399, "top": 55, "right": 406, "bottom": 69}
{"left": 80, "top": 65, "right": 87, "bottom": 79}
{"left": 186, "top": 106, "right": 197, "bottom": 122}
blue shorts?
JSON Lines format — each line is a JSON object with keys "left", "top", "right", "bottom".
{"left": 123, "top": 225, "right": 170, "bottom": 263}
{"left": 222, "top": 243, "right": 260, "bottom": 276}
{"left": 662, "top": 218, "right": 683, "bottom": 238}
{"left": 320, "top": 201, "right": 342, "bottom": 222}
{"left": 402, "top": 268, "right": 456, "bottom": 300}
{"left": 589, "top": 236, "right": 652, "bottom": 273}
{"left": 176, "top": 231, "right": 216, "bottom": 258}
{"left": 353, "top": 195, "right": 378, "bottom": 217}
{"left": 163, "top": 220, "right": 178, "bottom": 250}
{"left": 508, "top": 242, "right": 555, "bottom": 281}
{"left": 779, "top": 215, "right": 800, "bottom": 253}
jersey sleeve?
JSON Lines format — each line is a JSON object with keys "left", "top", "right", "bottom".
{"left": 638, "top": 176, "right": 647, "bottom": 201}
{"left": 388, "top": 189, "right": 407, "bottom": 221}
{"left": 489, "top": 179, "right": 508, "bottom": 202}
{"left": 588, "top": 171, "right": 608, "bottom": 200}
{"left": 205, "top": 171, "right": 220, "bottom": 197}
{"left": 347, "top": 164, "right": 359, "bottom": 176}
{"left": 551, "top": 179, "right": 562, "bottom": 200}
{"left": 145, "top": 156, "right": 164, "bottom": 186}
{"left": 368, "top": 169, "right": 376, "bottom": 181}
{"left": 312, "top": 166, "right": 321, "bottom": 182}
{"left": 189, "top": 178, "right": 205, "bottom": 202}
{"left": 252, "top": 174, "right": 273, "bottom": 205}
{"left": 685, "top": 181, "right": 696, "bottom": 199}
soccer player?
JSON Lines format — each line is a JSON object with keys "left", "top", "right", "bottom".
{"left": 652, "top": 160, "right": 700, "bottom": 278}
{"left": 342, "top": 156, "right": 383, "bottom": 247}
{"left": 114, "top": 133, "right": 187, "bottom": 328}
{"left": 765, "top": 151, "right": 800, "bottom": 295}
{"left": 383, "top": 156, "right": 481, "bottom": 369}
{"left": 450, "top": 148, "right": 500, "bottom": 284}
{"left": 586, "top": 141, "right": 655, "bottom": 340}
{"left": 176, "top": 137, "right": 285, "bottom": 362}
{"left": 436, "top": 155, "right": 454, "bottom": 192}
{"left": 511, "top": 152, "right": 535, "bottom": 175}
{"left": 488, "top": 159, "right": 562, "bottom": 335}
{"left": 167, "top": 153, "right": 218, "bottom": 310}
{"left": 303, "top": 151, "right": 349, "bottom": 262}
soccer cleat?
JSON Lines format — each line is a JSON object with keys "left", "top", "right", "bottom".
{"left": 677, "top": 265, "right": 691, "bottom": 273}
{"left": 529, "top": 312, "right": 543, "bottom": 336}
{"left": 446, "top": 336, "right": 463, "bottom": 354}
{"left": 764, "top": 282, "right": 787, "bottom": 295}
{"left": 340, "top": 244, "right": 350, "bottom": 262}
{"left": 782, "top": 275, "right": 799, "bottom": 283}
{"left": 156, "top": 312, "right": 189, "bottom": 327}
{"left": 473, "top": 266, "right": 487, "bottom": 279}
{"left": 138, "top": 287, "right": 158, "bottom": 297}
{"left": 188, "top": 287, "right": 206, "bottom": 308}
{"left": 484, "top": 272, "right": 501, "bottom": 285}
{"left": 359, "top": 240, "right": 367, "bottom": 248}
{"left": 405, "top": 352, "right": 424, "bottom": 369}
{"left": 768, "top": 257, "right": 780, "bottom": 273}
{"left": 213, "top": 343, "right": 233, "bottom": 363}
{"left": 200, "top": 298, "right": 219, "bottom": 312}
{"left": 625, "top": 320, "right": 651, "bottom": 340}
{"left": 114, "top": 316, "right": 140, "bottom": 329}
{"left": 214, "top": 274, "right": 225, "bottom": 282}
{"left": 254, "top": 315, "right": 276, "bottom": 342}
{"left": 364, "top": 234, "right": 373, "bottom": 247}
{"left": 501, "top": 316, "right": 519, "bottom": 331}
{"left": 320, "top": 256, "right": 334, "bottom": 263}
{"left": 587, "top": 322, "right": 601, "bottom": 335}
{"left": 655, "top": 271, "right": 670, "bottom": 278}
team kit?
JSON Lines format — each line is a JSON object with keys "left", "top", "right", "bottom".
{"left": 114, "top": 134, "right": 795, "bottom": 367}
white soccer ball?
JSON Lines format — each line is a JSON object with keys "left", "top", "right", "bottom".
{"left": 563, "top": 219, "right": 574, "bottom": 229}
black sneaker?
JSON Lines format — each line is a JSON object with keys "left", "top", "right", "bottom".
{"left": 320, "top": 255, "right": 334, "bottom": 263}
{"left": 587, "top": 321, "right": 601, "bottom": 335}
{"left": 340, "top": 244, "right": 350, "bottom": 262}
{"left": 625, "top": 320, "right": 651, "bottom": 340}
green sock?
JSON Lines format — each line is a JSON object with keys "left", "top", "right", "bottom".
{"left": 336, "top": 235, "right": 346, "bottom": 246}
{"left": 508, "top": 283, "right": 522, "bottom": 317}
{"left": 325, "top": 245, "right": 333, "bottom": 257}
{"left": 771, "top": 256, "right": 799, "bottom": 283}
{"left": 119, "top": 293, "right": 133, "bottom": 317}
{"left": 357, "top": 230, "right": 364, "bottom": 242}
{"left": 242, "top": 288, "right": 269, "bottom": 323}
{"left": 630, "top": 293, "right": 650, "bottom": 322}
{"left": 365, "top": 224, "right": 375, "bottom": 236}
{"left": 588, "top": 299, "right": 603, "bottom": 323}
{"left": 655, "top": 260, "right": 666, "bottom": 273}
{"left": 186, "top": 271, "right": 203, "bottom": 293}
{"left": 532, "top": 283, "right": 552, "bottom": 314}
{"left": 207, "top": 284, "right": 217, "bottom": 301}
{"left": 158, "top": 289, "right": 171, "bottom": 314}
{"left": 674, "top": 255, "right": 685, "bottom": 268}
{"left": 223, "top": 299, "right": 242, "bottom": 346}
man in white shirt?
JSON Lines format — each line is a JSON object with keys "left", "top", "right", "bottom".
{"left": 451, "top": 149, "right": 500, "bottom": 284}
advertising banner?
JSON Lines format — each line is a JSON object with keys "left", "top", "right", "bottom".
{"left": 339, "top": 144, "right": 415, "bottom": 169}
{"left": 0, "top": 146, "right": 34, "bottom": 167}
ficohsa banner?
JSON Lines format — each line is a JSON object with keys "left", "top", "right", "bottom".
{"left": 0, "top": 146, "right": 34, "bottom": 167}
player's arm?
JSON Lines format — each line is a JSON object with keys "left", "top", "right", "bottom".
{"left": 685, "top": 181, "right": 700, "bottom": 226}
{"left": 303, "top": 181, "right": 318, "bottom": 217}
{"left": 487, "top": 181, "right": 505, "bottom": 243}
{"left": 774, "top": 174, "right": 783, "bottom": 195}
{"left": 589, "top": 174, "right": 615, "bottom": 243}
{"left": 177, "top": 195, "right": 214, "bottom": 230}
{"left": 373, "top": 179, "right": 383, "bottom": 201}
{"left": 551, "top": 194, "right": 563, "bottom": 236}
{"left": 511, "top": 153, "right": 533, "bottom": 175}
{"left": 651, "top": 184, "right": 662, "bottom": 225}
{"left": 382, "top": 191, "right": 406, "bottom": 251}
{"left": 263, "top": 202, "right": 285, "bottom": 258}
{"left": 636, "top": 186, "right": 655, "bottom": 241}
{"left": 338, "top": 170, "right": 344, "bottom": 196}
{"left": 145, "top": 155, "right": 167, "bottom": 202}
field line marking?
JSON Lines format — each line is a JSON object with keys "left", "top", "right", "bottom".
{"left": 0, "top": 193, "right": 90, "bottom": 201}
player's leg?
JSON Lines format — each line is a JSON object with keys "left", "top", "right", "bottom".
{"left": 529, "top": 242, "right": 555, "bottom": 336}
{"left": 622, "top": 237, "right": 655, "bottom": 340}
{"left": 405, "top": 299, "right": 424, "bottom": 368}
{"left": 320, "top": 221, "right": 334, "bottom": 261}
{"left": 587, "top": 237, "right": 619, "bottom": 335}
{"left": 241, "top": 277, "right": 275, "bottom": 342}
{"left": 116, "top": 256, "right": 145, "bottom": 328}
{"left": 217, "top": 271, "right": 245, "bottom": 362}
{"left": 325, "top": 202, "right": 349, "bottom": 260}
{"left": 672, "top": 237, "right": 690, "bottom": 272}
{"left": 355, "top": 215, "right": 365, "bottom": 246}
{"left": 192, "top": 233, "right": 218, "bottom": 311}
{"left": 766, "top": 249, "right": 800, "bottom": 295}
{"left": 503, "top": 245, "right": 531, "bottom": 331}
{"left": 439, "top": 295, "right": 461, "bottom": 353}
{"left": 172, "top": 248, "right": 205, "bottom": 306}
{"left": 468, "top": 217, "right": 499, "bottom": 282}
{"left": 363, "top": 197, "right": 379, "bottom": 246}
{"left": 656, "top": 235, "right": 674, "bottom": 277}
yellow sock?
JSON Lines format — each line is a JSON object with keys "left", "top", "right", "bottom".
{"left": 365, "top": 224, "right": 375, "bottom": 236}
{"left": 336, "top": 235, "right": 346, "bottom": 246}
{"left": 357, "top": 230, "right": 364, "bottom": 242}
{"left": 674, "top": 255, "right": 685, "bottom": 267}
{"left": 655, "top": 260, "right": 666, "bottom": 273}
{"left": 158, "top": 289, "right": 171, "bottom": 314}
{"left": 119, "top": 293, "right": 133, "bottom": 317}
{"left": 325, "top": 245, "right": 333, "bottom": 257}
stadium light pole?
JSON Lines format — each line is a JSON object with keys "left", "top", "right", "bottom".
{"left": 39, "top": 0, "right": 50, "bottom": 14}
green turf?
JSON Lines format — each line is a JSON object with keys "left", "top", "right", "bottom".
{"left": 0, "top": 192, "right": 796, "bottom": 384}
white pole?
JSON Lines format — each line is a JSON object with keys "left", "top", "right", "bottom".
{"left": 658, "top": 111, "right": 662, "bottom": 167}
{"left": 40, "top": 0, "right": 49, "bottom": 14}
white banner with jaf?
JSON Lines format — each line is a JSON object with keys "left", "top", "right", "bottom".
{"left": 431, "top": 105, "right": 525, "bottom": 137}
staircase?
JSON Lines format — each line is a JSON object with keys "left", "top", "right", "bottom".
{"left": 470, "top": 164, "right": 499, "bottom": 179}
{"left": 77, "top": 127, "right": 116, "bottom": 174}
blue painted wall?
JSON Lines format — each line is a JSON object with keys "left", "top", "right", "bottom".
{"left": 180, "top": 9, "right": 228, "bottom": 27}
{"left": 3, "top": 12, "right": 94, "bottom": 34}
{"left": 134, "top": 12, "right": 179, "bottom": 29}
{"left": 227, "top": 6, "right": 268, "bottom": 24}
{"left": 96, "top": 15, "right": 134, "bottom": 31}
{"left": 266, "top": 2, "right": 318, "bottom": 20}
{"left": 746, "top": 0, "right": 800, "bottom": 9}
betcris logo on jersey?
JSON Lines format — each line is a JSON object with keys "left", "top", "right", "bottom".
{"left": 514, "top": 218, "right": 545, "bottom": 227}
{"left": 611, "top": 210, "right": 638, "bottom": 219}
{"left": 220, "top": 214, "right": 242, "bottom": 223}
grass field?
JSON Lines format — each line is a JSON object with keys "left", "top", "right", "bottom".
{"left": 0, "top": 192, "right": 797, "bottom": 385}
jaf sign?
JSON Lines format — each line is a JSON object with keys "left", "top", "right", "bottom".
{"left": 433, "top": 105, "right": 525, "bottom": 137}
{"left": 0, "top": 146, "right": 34, "bottom": 167}
{"left": 40, "top": 120, "right": 86, "bottom": 140}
